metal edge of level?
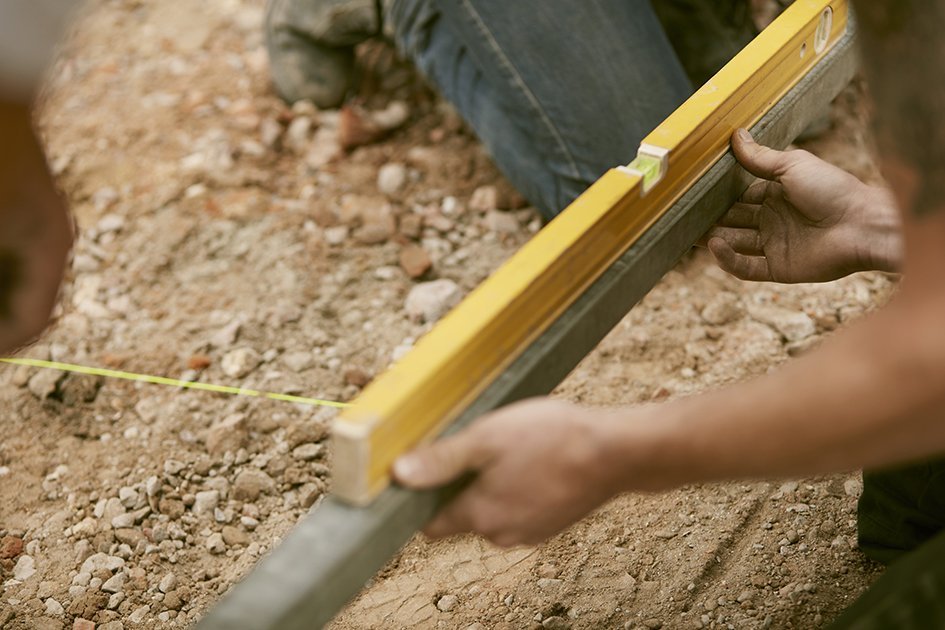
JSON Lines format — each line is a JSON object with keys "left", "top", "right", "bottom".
{"left": 332, "top": 0, "right": 846, "bottom": 505}
{"left": 196, "top": 19, "right": 857, "bottom": 630}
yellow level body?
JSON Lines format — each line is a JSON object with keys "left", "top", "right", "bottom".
{"left": 332, "top": 0, "right": 849, "bottom": 505}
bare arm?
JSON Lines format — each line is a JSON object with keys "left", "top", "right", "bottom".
{"left": 393, "top": 1, "right": 945, "bottom": 546}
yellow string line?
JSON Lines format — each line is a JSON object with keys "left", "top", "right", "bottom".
{"left": 0, "top": 357, "right": 350, "bottom": 409}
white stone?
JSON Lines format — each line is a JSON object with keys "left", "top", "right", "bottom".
{"left": 405, "top": 280, "right": 463, "bottom": 323}
{"left": 102, "top": 572, "right": 127, "bottom": 594}
{"left": 44, "top": 598, "right": 64, "bottom": 616}
{"left": 206, "top": 533, "right": 226, "bottom": 554}
{"left": 80, "top": 552, "right": 124, "bottom": 575}
{"left": 221, "top": 347, "right": 261, "bottom": 378}
{"left": 748, "top": 305, "right": 816, "bottom": 342}
{"left": 129, "top": 605, "right": 151, "bottom": 623}
{"left": 192, "top": 490, "right": 221, "bottom": 517}
{"left": 13, "top": 555, "right": 36, "bottom": 581}
{"left": 377, "top": 163, "right": 408, "bottom": 195}
{"left": 159, "top": 573, "right": 178, "bottom": 593}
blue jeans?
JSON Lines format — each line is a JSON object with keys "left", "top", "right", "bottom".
{"left": 385, "top": 0, "right": 693, "bottom": 218}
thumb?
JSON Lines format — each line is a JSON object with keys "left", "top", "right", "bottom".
{"left": 393, "top": 431, "right": 490, "bottom": 489}
{"left": 731, "top": 129, "right": 788, "bottom": 181}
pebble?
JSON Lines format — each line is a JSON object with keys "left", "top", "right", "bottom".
{"left": 748, "top": 305, "right": 816, "bottom": 342}
{"left": 205, "top": 413, "right": 247, "bottom": 456}
{"left": 232, "top": 469, "right": 275, "bottom": 502}
{"left": 73, "top": 620, "right": 95, "bottom": 630}
{"left": 13, "top": 554, "right": 36, "bottom": 580}
{"left": 80, "top": 553, "right": 124, "bottom": 575}
{"left": 28, "top": 370, "right": 63, "bottom": 400}
{"left": 118, "top": 486, "right": 139, "bottom": 508}
{"left": 222, "top": 525, "right": 250, "bottom": 547}
{"left": 399, "top": 245, "right": 432, "bottom": 278}
{"left": 484, "top": 210, "right": 519, "bottom": 234}
{"left": 221, "top": 347, "right": 261, "bottom": 378}
{"left": 541, "top": 616, "right": 571, "bottom": 630}
{"left": 283, "top": 351, "right": 315, "bottom": 372}
{"left": 377, "top": 163, "right": 408, "bottom": 195}
{"left": 285, "top": 116, "right": 313, "bottom": 154}
{"left": 128, "top": 605, "right": 150, "bottom": 623}
{"left": 436, "top": 594, "right": 458, "bottom": 612}
{"left": 324, "top": 226, "right": 349, "bottom": 245}
{"left": 206, "top": 533, "right": 226, "bottom": 554}
{"left": 193, "top": 490, "right": 221, "bottom": 517}
{"left": 405, "top": 280, "right": 462, "bottom": 323}
{"left": 844, "top": 477, "right": 863, "bottom": 497}
{"left": 643, "top": 620, "right": 663, "bottom": 630}
{"left": 0, "top": 535, "right": 24, "bottom": 559}
{"left": 469, "top": 185, "right": 499, "bottom": 213}
{"left": 45, "top": 598, "right": 65, "bottom": 616}
{"left": 101, "top": 572, "right": 127, "bottom": 593}
{"left": 700, "top": 292, "right": 743, "bottom": 326}
{"left": 292, "top": 443, "right": 323, "bottom": 461}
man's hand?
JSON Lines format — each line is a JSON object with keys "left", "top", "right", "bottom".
{"left": 393, "top": 399, "right": 628, "bottom": 547}
{"left": 703, "top": 129, "right": 902, "bottom": 283}
{"left": 0, "top": 101, "right": 72, "bottom": 352}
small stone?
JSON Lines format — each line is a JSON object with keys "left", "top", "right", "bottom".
{"left": 292, "top": 443, "right": 323, "bottom": 461}
{"left": 158, "top": 498, "right": 185, "bottom": 519}
{"left": 324, "top": 226, "right": 349, "bottom": 245}
{"left": 405, "top": 280, "right": 462, "bottom": 323}
{"left": 484, "top": 210, "right": 519, "bottom": 234}
{"left": 110, "top": 513, "right": 135, "bottom": 529}
{"left": 283, "top": 351, "right": 315, "bottom": 373}
{"left": 436, "top": 594, "right": 459, "bottom": 612}
{"left": 377, "top": 163, "right": 408, "bottom": 195}
{"left": 206, "top": 533, "right": 226, "bottom": 554}
{"left": 221, "top": 526, "right": 250, "bottom": 547}
{"left": 469, "top": 185, "right": 498, "bottom": 213}
{"left": 398, "top": 214, "right": 423, "bottom": 239}
{"left": 399, "top": 245, "right": 432, "bottom": 278}
{"left": 0, "top": 535, "right": 24, "bottom": 559}
{"left": 13, "top": 554, "right": 36, "bottom": 580}
{"left": 163, "top": 590, "right": 184, "bottom": 610}
{"left": 192, "top": 491, "right": 220, "bottom": 517}
{"left": 45, "top": 598, "right": 65, "bottom": 616}
{"left": 102, "top": 572, "right": 127, "bottom": 593}
{"left": 286, "top": 421, "right": 329, "bottom": 448}
{"left": 285, "top": 116, "right": 313, "bottom": 154}
{"left": 28, "top": 370, "right": 63, "bottom": 400}
{"left": 737, "top": 589, "right": 754, "bottom": 603}
{"left": 107, "top": 593, "right": 124, "bottom": 610}
{"left": 748, "top": 305, "right": 816, "bottom": 342}
{"left": 537, "top": 578, "right": 563, "bottom": 590}
{"left": 205, "top": 413, "right": 247, "bottom": 456}
{"left": 80, "top": 553, "right": 124, "bottom": 575}
{"left": 844, "top": 477, "right": 863, "bottom": 498}
{"left": 542, "top": 616, "right": 571, "bottom": 630}
{"left": 232, "top": 469, "right": 275, "bottom": 502}
{"left": 73, "top": 620, "right": 96, "bottom": 630}
{"left": 643, "top": 620, "right": 663, "bottom": 630}
{"left": 700, "top": 292, "right": 743, "bottom": 326}
{"left": 221, "top": 347, "right": 261, "bottom": 378}
{"left": 187, "top": 354, "right": 212, "bottom": 370}
{"left": 129, "top": 605, "right": 150, "bottom": 623}
{"left": 118, "top": 486, "right": 139, "bottom": 509}
{"left": 343, "top": 368, "right": 371, "bottom": 388}
{"left": 786, "top": 529, "right": 800, "bottom": 544}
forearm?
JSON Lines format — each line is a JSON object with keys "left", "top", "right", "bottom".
{"left": 603, "top": 288, "right": 945, "bottom": 490}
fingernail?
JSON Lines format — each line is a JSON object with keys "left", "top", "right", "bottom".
{"left": 736, "top": 128, "right": 753, "bottom": 143}
{"left": 393, "top": 455, "right": 420, "bottom": 482}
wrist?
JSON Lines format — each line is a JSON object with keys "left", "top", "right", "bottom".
{"left": 848, "top": 186, "right": 903, "bottom": 273}
{"left": 590, "top": 404, "right": 695, "bottom": 494}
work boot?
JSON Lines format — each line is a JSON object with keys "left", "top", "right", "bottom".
{"left": 265, "top": 0, "right": 382, "bottom": 108}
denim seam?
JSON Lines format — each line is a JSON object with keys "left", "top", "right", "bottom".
{"left": 458, "top": 0, "right": 582, "bottom": 182}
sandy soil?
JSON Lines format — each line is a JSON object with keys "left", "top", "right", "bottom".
{"left": 0, "top": 1, "right": 889, "bottom": 628}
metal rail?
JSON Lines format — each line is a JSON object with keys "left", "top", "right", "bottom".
{"left": 197, "top": 14, "right": 857, "bottom": 630}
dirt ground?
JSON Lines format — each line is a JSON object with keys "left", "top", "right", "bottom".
{"left": 1, "top": 1, "right": 891, "bottom": 629}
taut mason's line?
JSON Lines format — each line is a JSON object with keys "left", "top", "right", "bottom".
{"left": 0, "top": 357, "right": 350, "bottom": 409}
